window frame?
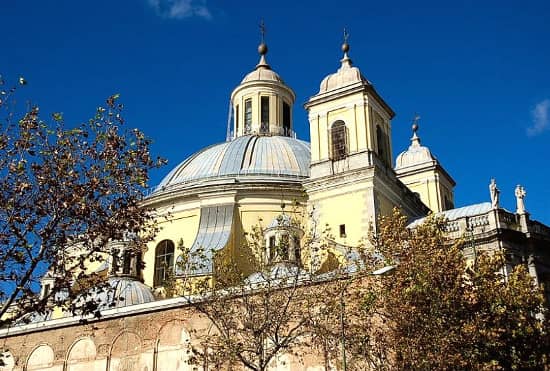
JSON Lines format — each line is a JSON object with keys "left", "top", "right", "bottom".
{"left": 244, "top": 98, "right": 252, "bottom": 134}
{"left": 154, "top": 239, "right": 175, "bottom": 287}
{"left": 260, "top": 96, "right": 270, "bottom": 133}
{"left": 331, "top": 120, "right": 348, "bottom": 160}
{"left": 283, "top": 101, "right": 291, "bottom": 135}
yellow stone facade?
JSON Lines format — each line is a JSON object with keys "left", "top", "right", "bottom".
{"left": 138, "top": 40, "right": 433, "bottom": 287}
{"left": 304, "top": 44, "right": 427, "bottom": 246}
{"left": 3, "top": 36, "right": 550, "bottom": 371}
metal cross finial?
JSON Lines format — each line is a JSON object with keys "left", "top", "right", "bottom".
{"left": 259, "top": 19, "right": 266, "bottom": 43}
{"left": 343, "top": 28, "right": 349, "bottom": 44}
{"left": 412, "top": 113, "right": 421, "bottom": 126}
{"left": 411, "top": 113, "right": 421, "bottom": 140}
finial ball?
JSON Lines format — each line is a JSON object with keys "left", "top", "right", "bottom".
{"left": 258, "top": 43, "right": 268, "bottom": 55}
{"left": 341, "top": 42, "right": 350, "bottom": 53}
{"left": 412, "top": 123, "right": 419, "bottom": 133}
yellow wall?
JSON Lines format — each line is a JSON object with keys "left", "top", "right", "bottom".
{"left": 234, "top": 193, "right": 307, "bottom": 273}
{"left": 397, "top": 170, "right": 454, "bottom": 212}
{"left": 307, "top": 91, "right": 392, "bottom": 165}
{"left": 143, "top": 190, "right": 307, "bottom": 288}
{"left": 308, "top": 184, "right": 373, "bottom": 246}
{"left": 143, "top": 208, "right": 200, "bottom": 287}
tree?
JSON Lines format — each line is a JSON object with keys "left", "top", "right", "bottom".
{"left": 169, "top": 215, "right": 326, "bottom": 371}
{"left": 191, "top": 264, "right": 321, "bottom": 371}
{"left": 333, "top": 208, "right": 549, "bottom": 370}
{"left": 0, "top": 77, "right": 165, "bottom": 326}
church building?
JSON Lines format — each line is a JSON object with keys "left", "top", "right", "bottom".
{"left": 0, "top": 35, "right": 548, "bottom": 371}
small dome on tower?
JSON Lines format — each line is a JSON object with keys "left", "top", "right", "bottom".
{"left": 319, "top": 39, "right": 371, "bottom": 93}
{"left": 239, "top": 40, "right": 285, "bottom": 84}
{"left": 241, "top": 67, "right": 284, "bottom": 84}
{"left": 395, "top": 123, "right": 437, "bottom": 169}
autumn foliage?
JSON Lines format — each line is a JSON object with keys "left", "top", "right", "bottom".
{"left": 366, "top": 209, "right": 549, "bottom": 370}
{"left": 0, "top": 78, "right": 164, "bottom": 325}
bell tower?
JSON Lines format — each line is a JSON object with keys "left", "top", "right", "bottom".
{"left": 304, "top": 35, "right": 395, "bottom": 176}
{"left": 304, "top": 35, "right": 427, "bottom": 245}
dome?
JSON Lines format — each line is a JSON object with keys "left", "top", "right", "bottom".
{"left": 246, "top": 263, "right": 311, "bottom": 284}
{"left": 26, "top": 277, "right": 155, "bottom": 323}
{"left": 395, "top": 131, "right": 437, "bottom": 170}
{"left": 155, "top": 135, "right": 310, "bottom": 192}
{"left": 241, "top": 65, "right": 284, "bottom": 84}
{"left": 267, "top": 213, "right": 293, "bottom": 229}
{"left": 90, "top": 277, "right": 155, "bottom": 310}
{"left": 239, "top": 47, "right": 285, "bottom": 84}
{"left": 319, "top": 50, "right": 370, "bottom": 93}
{"left": 319, "top": 63, "right": 369, "bottom": 93}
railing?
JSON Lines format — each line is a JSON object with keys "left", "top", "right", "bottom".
{"left": 227, "top": 125, "right": 297, "bottom": 141}
{"left": 466, "top": 215, "right": 490, "bottom": 229}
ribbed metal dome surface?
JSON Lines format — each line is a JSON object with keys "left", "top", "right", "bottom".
{"left": 155, "top": 135, "right": 310, "bottom": 191}
{"left": 395, "top": 134, "right": 437, "bottom": 170}
{"left": 241, "top": 66, "right": 284, "bottom": 83}
{"left": 92, "top": 277, "right": 155, "bottom": 309}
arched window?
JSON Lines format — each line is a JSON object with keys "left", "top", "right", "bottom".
{"left": 154, "top": 240, "right": 175, "bottom": 287}
{"left": 331, "top": 120, "right": 348, "bottom": 160}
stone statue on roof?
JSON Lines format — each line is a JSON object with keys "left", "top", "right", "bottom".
{"left": 515, "top": 184, "right": 527, "bottom": 214}
{"left": 489, "top": 178, "right": 500, "bottom": 209}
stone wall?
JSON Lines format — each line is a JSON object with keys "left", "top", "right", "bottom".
{"left": 0, "top": 303, "right": 325, "bottom": 371}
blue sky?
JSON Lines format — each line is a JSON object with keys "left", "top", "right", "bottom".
{"left": 2, "top": 0, "right": 550, "bottom": 223}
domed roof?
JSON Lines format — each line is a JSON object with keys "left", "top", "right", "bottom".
{"left": 395, "top": 127, "right": 437, "bottom": 170}
{"left": 155, "top": 135, "right": 310, "bottom": 192}
{"left": 246, "top": 263, "right": 311, "bottom": 284}
{"left": 267, "top": 213, "right": 293, "bottom": 229}
{"left": 320, "top": 62, "right": 369, "bottom": 93}
{"left": 319, "top": 46, "right": 370, "bottom": 94}
{"left": 27, "top": 277, "right": 155, "bottom": 323}
{"left": 239, "top": 42, "right": 285, "bottom": 84}
{"left": 90, "top": 277, "right": 155, "bottom": 310}
{"left": 241, "top": 62, "right": 284, "bottom": 84}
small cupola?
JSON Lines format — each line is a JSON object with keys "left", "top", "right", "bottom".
{"left": 230, "top": 29, "right": 296, "bottom": 139}
{"left": 395, "top": 118, "right": 456, "bottom": 212}
{"left": 109, "top": 238, "right": 144, "bottom": 280}
{"left": 264, "top": 212, "right": 304, "bottom": 266}
{"left": 318, "top": 38, "right": 371, "bottom": 94}
{"left": 395, "top": 120, "right": 437, "bottom": 169}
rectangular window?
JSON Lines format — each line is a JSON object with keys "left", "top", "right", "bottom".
{"left": 123, "top": 251, "right": 131, "bottom": 274}
{"left": 245, "top": 98, "right": 252, "bottom": 133}
{"left": 269, "top": 236, "right": 276, "bottom": 260}
{"left": 111, "top": 248, "right": 119, "bottom": 273}
{"left": 235, "top": 104, "right": 239, "bottom": 134}
{"left": 339, "top": 224, "right": 346, "bottom": 238}
{"left": 261, "top": 97, "right": 269, "bottom": 123}
{"left": 280, "top": 234, "right": 289, "bottom": 259}
{"left": 283, "top": 102, "right": 291, "bottom": 135}
{"left": 43, "top": 284, "right": 50, "bottom": 298}
{"left": 293, "top": 236, "right": 301, "bottom": 264}
{"left": 261, "top": 96, "right": 269, "bottom": 133}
